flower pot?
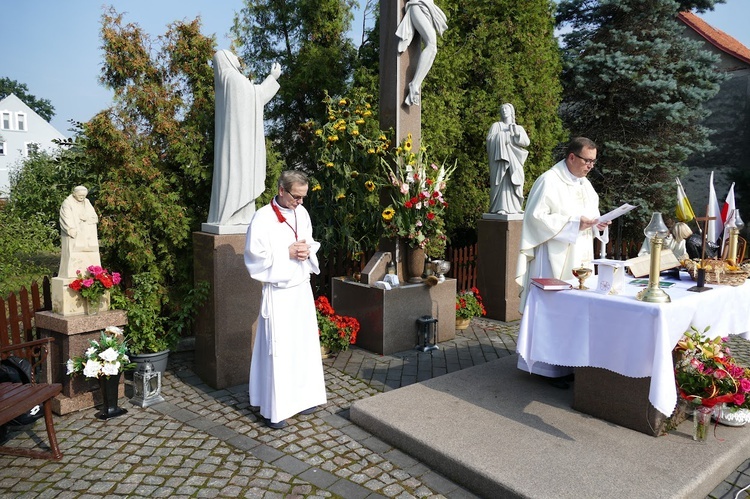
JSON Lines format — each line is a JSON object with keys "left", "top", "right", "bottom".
{"left": 406, "top": 246, "right": 426, "bottom": 284}
{"left": 130, "top": 350, "right": 170, "bottom": 375}
{"left": 321, "top": 345, "right": 333, "bottom": 359}
{"left": 97, "top": 373, "right": 127, "bottom": 420}
{"left": 456, "top": 318, "right": 471, "bottom": 330}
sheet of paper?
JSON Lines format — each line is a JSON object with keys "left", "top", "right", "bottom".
{"left": 597, "top": 203, "right": 637, "bottom": 224}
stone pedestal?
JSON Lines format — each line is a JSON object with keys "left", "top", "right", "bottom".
{"left": 477, "top": 217, "right": 523, "bottom": 322}
{"left": 51, "top": 277, "right": 110, "bottom": 316}
{"left": 332, "top": 277, "right": 456, "bottom": 355}
{"left": 193, "top": 231, "right": 261, "bottom": 390}
{"left": 35, "top": 309, "right": 128, "bottom": 415}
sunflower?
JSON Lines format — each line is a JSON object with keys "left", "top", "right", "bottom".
{"left": 312, "top": 184, "right": 322, "bottom": 192}
{"left": 381, "top": 207, "right": 395, "bottom": 221}
{"left": 365, "top": 180, "right": 375, "bottom": 192}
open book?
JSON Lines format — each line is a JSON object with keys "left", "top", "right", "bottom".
{"left": 531, "top": 277, "right": 573, "bottom": 291}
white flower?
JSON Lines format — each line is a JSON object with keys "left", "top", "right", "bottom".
{"left": 105, "top": 326, "right": 124, "bottom": 339}
{"left": 98, "top": 347, "right": 119, "bottom": 363}
{"left": 101, "top": 362, "right": 120, "bottom": 376}
{"left": 85, "top": 346, "right": 97, "bottom": 358}
{"left": 83, "top": 360, "right": 102, "bottom": 378}
{"left": 66, "top": 359, "right": 76, "bottom": 375}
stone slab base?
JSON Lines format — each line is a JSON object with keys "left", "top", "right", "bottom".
{"left": 477, "top": 218, "right": 522, "bottom": 322}
{"left": 332, "top": 277, "right": 456, "bottom": 355}
{"left": 52, "top": 380, "right": 126, "bottom": 416}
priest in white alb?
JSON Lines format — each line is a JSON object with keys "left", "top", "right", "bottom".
{"left": 244, "top": 171, "right": 326, "bottom": 429}
{"left": 515, "top": 137, "right": 609, "bottom": 380}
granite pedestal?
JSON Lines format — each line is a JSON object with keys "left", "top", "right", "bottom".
{"left": 35, "top": 309, "right": 128, "bottom": 415}
{"left": 477, "top": 216, "right": 523, "bottom": 322}
{"left": 332, "top": 277, "right": 456, "bottom": 355}
{"left": 193, "top": 231, "right": 261, "bottom": 390}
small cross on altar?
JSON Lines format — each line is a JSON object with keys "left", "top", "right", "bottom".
{"left": 687, "top": 212, "right": 716, "bottom": 292}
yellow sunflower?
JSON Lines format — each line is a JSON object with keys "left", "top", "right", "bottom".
{"left": 382, "top": 207, "right": 395, "bottom": 221}
{"left": 312, "top": 184, "right": 322, "bottom": 192}
{"left": 365, "top": 180, "right": 375, "bottom": 192}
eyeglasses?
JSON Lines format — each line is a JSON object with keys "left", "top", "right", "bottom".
{"left": 573, "top": 153, "right": 597, "bottom": 166}
{"left": 284, "top": 189, "right": 306, "bottom": 202}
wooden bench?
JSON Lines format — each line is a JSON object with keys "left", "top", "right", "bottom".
{"left": 0, "top": 338, "right": 63, "bottom": 460}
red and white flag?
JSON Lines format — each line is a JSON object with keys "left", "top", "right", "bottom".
{"left": 721, "top": 182, "right": 736, "bottom": 254}
{"left": 706, "top": 172, "right": 723, "bottom": 244}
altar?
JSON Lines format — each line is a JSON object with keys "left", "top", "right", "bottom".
{"left": 517, "top": 271, "right": 750, "bottom": 434}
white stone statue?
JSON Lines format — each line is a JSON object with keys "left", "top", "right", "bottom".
{"left": 58, "top": 185, "right": 101, "bottom": 278}
{"left": 207, "top": 50, "right": 282, "bottom": 226}
{"left": 486, "top": 103, "right": 530, "bottom": 215}
{"left": 396, "top": 0, "right": 448, "bottom": 106}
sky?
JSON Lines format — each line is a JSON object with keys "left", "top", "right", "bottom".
{"left": 2, "top": 0, "right": 749, "bottom": 136}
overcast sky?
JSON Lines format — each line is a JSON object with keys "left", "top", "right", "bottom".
{"left": 2, "top": 0, "right": 748, "bottom": 136}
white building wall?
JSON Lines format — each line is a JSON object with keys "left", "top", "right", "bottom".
{"left": 0, "top": 93, "right": 65, "bottom": 198}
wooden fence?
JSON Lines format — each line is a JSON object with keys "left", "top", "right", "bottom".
{"left": 1, "top": 277, "right": 51, "bottom": 348}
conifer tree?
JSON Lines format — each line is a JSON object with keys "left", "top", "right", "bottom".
{"left": 231, "top": 0, "right": 358, "bottom": 170}
{"left": 420, "top": 0, "right": 566, "bottom": 244}
{"left": 557, "top": 0, "right": 726, "bottom": 242}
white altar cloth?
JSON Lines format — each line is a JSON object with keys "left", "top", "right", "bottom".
{"left": 517, "top": 271, "right": 750, "bottom": 417}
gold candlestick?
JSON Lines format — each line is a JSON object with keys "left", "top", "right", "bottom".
{"left": 637, "top": 213, "right": 671, "bottom": 303}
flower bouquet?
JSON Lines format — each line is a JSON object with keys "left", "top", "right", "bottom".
{"left": 68, "top": 265, "right": 121, "bottom": 314}
{"left": 673, "top": 326, "right": 750, "bottom": 438}
{"left": 66, "top": 326, "right": 136, "bottom": 379}
{"left": 381, "top": 134, "right": 456, "bottom": 259}
{"left": 456, "top": 287, "right": 487, "bottom": 321}
{"left": 315, "top": 296, "right": 360, "bottom": 354}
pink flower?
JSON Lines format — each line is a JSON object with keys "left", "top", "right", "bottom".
{"left": 400, "top": 183, "right": 409, "bottom": 194}
{"left": 87, "top": 265, "right": 104, "bottom": 276}
{"left": 82, "top": 278, "right": 95, "bottom": 288}
{"left": 734, "top": 393, "right": 746, "bottom": 406}
{"left": 740, "top": 378, "right": 750, "bottom": 393}
{"left": 112, "top": 272, "right": 122, "bottom": 285}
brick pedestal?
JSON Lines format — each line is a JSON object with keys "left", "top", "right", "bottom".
{"left": 35, "top": 309, "right": 128, "bottom": 415}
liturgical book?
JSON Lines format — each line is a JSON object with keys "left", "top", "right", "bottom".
{"left": 531, "top": 277, "right": 573, "bottom": 291}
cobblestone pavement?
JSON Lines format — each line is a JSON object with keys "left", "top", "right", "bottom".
{"left": 0, "top": 319, "right": 748, "bottom": 498}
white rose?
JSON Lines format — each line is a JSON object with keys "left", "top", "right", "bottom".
{"left": 101, "top": 362, "right": 120, "bottom": 376}
{"left": 83, "top": 360, "right": 102, "bottom": 378}
{"left": 66, "top": 359, "right": 76, "bottom": 375}
{"left": 99, "top": 347, "right": 119, "bottom": 363}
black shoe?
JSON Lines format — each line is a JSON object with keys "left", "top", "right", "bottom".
{"left": 299, "top": 406, "right": 317, "bottom": 415}
{"left": 264, "top": 418, "right": 287, "bottom": 429}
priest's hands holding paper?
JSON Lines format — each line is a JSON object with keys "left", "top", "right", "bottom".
{"left": 580, "top": 216, "right": 611, "bottom": 232}
{"left": 289, "top": 239, "right": 310, "bottom": 261}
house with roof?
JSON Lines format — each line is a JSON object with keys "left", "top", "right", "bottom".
{"left": 0, "top": 93, "right": 65, "bottom": 199}
{"left": 678, "top": 11, "right": 750, "bottom": 217}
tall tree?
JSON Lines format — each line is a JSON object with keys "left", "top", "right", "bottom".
{"left": 85, "top": 8, "right": 216, "bottom": 302}
{"left": 0, "top": 77, "right": 55, "bottom": 122}
{"left": 420, "top": 0, "right": 566, "bottom": 244}
{"left": 557, "top": 0, "right": 726, "bottom": 242}
{"left": 231, "top": 0, "right": 358, "bottom": 169}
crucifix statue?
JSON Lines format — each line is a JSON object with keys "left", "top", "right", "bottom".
{"left": 380, "top": 0, "right": 448, "bottom": 152}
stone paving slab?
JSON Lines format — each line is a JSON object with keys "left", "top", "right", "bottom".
{"left": 352, "top": 354, "right": 750, "bottom": 499}
{"left": 0, "top": 319, "right": 747, "bottom": 498}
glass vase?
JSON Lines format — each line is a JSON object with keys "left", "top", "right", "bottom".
{"left": 86, "top": 296, "right": 101, "bottom": 316}
{"left": 693, "top": 405, "right": 713, "bottom": 442}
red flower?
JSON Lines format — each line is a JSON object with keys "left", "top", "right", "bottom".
{"left": 426, "top": 212, "right": 436, "bottom": 221}
{"left": 404, "top": 200, "right": 413, "bottom": 209}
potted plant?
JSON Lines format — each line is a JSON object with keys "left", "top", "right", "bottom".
{"left": 66, "top": 326, "right": 135, "bottom": 419}
{"left": 673, "top": 326, "right": 750, "bottom": 439}
{"left": 68, "top": 265, "right": 121, "bottom": 315}
{"left": 455, "top": 287, "right": 486, "bottom": 330}
{"left": 114, "top": 272, "right": 209, "bottom": 374}
{"left": 315, "top": 296, "right": 360, "bottom": 357}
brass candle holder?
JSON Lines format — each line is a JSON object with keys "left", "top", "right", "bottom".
{"left": 636, "top": 212, "right": 671, "bottom": 303}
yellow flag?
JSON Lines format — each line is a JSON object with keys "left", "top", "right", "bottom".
{"left": 676, "top": 178, "right": 695, "bottom": 223}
